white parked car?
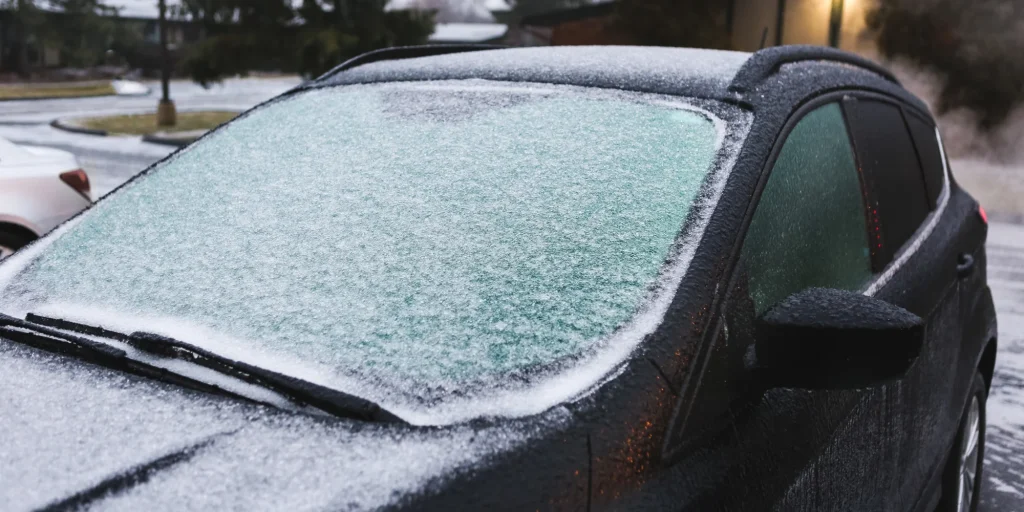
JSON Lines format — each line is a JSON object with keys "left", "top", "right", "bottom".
{"left": 0, "top": 136, "right": 91, "bottom": 259}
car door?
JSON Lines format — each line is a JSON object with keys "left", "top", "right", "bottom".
{"left": 667, "top": 99, "right": 900, "bottom": 510}
{"left": 668, "top": 95, "right": 965, "bottom": 510}
{"left": 841, "top": 95, "right": 966, "bottom": 509}
{"left": 731, "top": 99, "right": 901, "bottom": 508}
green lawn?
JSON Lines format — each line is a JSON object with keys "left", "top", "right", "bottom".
{"left": 0, "top": 82, "right": 115, "bottom": 100}
{"left": 80, "top": 111, "right": 239, "bottom": 135}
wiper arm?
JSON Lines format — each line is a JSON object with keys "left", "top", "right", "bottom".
{"left": 0, "top": 313, "right": 254, "bottom": 402}
{"left": 21, "top": 313, "right": 405, "bottom": 424}
{"left": 1, "top": 313, "right": 126, "bottom": 359}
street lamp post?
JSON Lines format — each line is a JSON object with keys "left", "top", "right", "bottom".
{"left": 774, "top": 0, "right": 786, "bottom": 47}
{"left": 828, "top": 0, "right": 845, "bottom": 48}
{"left": 156, "top": 0, "right": 177, "bottom": 127}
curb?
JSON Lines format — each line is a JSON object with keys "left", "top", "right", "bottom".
{"left": 141, "top": 133, "right": 197, "bottom": 147}
{"left": 51, "top": 111, "right": 223, "bottom": 147}
{"left": 49, "top": 118, "right": 107, "bottom": 136}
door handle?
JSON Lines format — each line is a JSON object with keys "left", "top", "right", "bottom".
{"left": 957, "top": 253, "right": 975, "bottom": 278}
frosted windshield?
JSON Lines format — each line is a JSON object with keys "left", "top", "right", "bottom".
{"left": 0, "top": 83, "right": 720, "bottom": 405}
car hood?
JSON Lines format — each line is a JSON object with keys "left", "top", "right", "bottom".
{"left": 0, "top": 340, "right": 570, "bottom": 511}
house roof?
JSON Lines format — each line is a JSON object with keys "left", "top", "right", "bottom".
{"left": 428, "top": 23, "right": 508, "bottom": 43}
{"left": 72, "top": 0, "right": 302, "bottom": 20}
{"left": 386, "top": 0, "right": 511, "bottom": 13}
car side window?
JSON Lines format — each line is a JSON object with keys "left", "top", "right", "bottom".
{"left": 740, "top": 102, "right": 872, "bottom": 316}
{"left": 843, "top": 98, "right": 931, "bottom": 266}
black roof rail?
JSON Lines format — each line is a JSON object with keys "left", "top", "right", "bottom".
{"left": 315, "top": 44, "right": 507, "bottom": 82}
{"left": 728, "top": 45, "right": 900, "bottom": 94}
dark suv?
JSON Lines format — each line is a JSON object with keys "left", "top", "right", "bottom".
{"left": 0, "top": 45, "right": 996, "bottom": 511}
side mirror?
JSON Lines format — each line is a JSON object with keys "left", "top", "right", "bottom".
{"left": 753, "top": 288, "right": 923, "bottom": 389}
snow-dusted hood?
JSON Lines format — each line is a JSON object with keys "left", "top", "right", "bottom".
{"left": 0, "top": 340, "right": 568, "bottom": 511}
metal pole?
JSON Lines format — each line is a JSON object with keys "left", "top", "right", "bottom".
{"left": 828, "top": 0, "right": 845, "bottom": 48}
{"left": 15, "top": 0, "right": 29, "bottom": 76}
{"left": 156, "top": 0, "right": 175, "bottom": 127}
{"left": 726, "top": 0, "right": 736, "bottom": 36}
{"left": 159, "top": 0, "right": 169, "bottom": 102}
{"left": 775, "top": 0, "right": 786, "bottom": 47}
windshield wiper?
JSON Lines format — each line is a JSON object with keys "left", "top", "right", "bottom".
{"left": 0, "top": 313, "right": 253, "bottom": 403}
{"left": 18, "top": 313, "right": 405, "bottom": 424}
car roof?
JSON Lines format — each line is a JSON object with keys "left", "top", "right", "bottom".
{"left": 315, "top": 46, "right": 752, "bottom": 99}
{"left": 308, "top": 44, "right": 924, "bottom": 114}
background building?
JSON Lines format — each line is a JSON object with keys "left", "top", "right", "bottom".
{"left": 730, "top": 0, "right": 871, "bottom": 53}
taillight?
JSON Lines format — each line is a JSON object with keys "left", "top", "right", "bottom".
{"left": 60, "top": 169, "right": 91, "bottom": 201}
{"left": 979, "top": 204, "right": 988, "bottom": 224}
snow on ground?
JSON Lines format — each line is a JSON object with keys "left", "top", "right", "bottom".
{"left": 111, "top": 80, "right": 150, "bottom": 96}
{"left": 0, "top": 124, "right": 173, "bottom": 159}
{"left": 0, "top": 76, "right": 298, "bottom": 198}
{"left": 0, "top": 77, "right": 299, "bottom": 124}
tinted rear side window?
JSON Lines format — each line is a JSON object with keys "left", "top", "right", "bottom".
{"left": 843, "top": 98, "right": 930, "bottom": 265}
{"left": 905, "top": 110, "right": 945, "bottom": 208}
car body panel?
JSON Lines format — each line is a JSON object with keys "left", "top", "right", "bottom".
{"left": 0, "top": 46, "right": 998, "bottom": 511}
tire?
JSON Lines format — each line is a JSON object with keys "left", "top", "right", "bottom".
{"left": 938, "top": 373, "right": 987, "bottom": 512}
{"left": 0, "top": 227, "right": 35, "bottom": 261}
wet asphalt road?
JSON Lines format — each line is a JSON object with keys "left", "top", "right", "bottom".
{"left": 979, "top": 220, "right": 1024, "bottom": 511}
{"left": 2, "top": 82, "right": 1024, "bottom": 509}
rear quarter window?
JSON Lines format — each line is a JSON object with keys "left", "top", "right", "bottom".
{"left": 904, "top": 110, "right": 945, "bottom": 208}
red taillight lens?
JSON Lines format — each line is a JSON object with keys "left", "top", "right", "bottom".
{"left": 979, "top": 205, "right": 988, "bottom": 224}
{"left": 59, "top": 169, "right": 91, "bottom": 200}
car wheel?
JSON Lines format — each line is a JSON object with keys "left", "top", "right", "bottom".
{"left": 0, "top": 228, "right": 35, "bottom": 261}
{"left": 939, "top": 373, "right": 987, "bottom": 512}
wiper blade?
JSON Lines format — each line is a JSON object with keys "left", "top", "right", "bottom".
{"left": 22, "top": 313, "right": 405, "bottom": 424}
{"left": 0, "top": 313, "right": 253, "bottom": 402}
{"left": 126, "top": 332, "right": 404, "bottom": 423}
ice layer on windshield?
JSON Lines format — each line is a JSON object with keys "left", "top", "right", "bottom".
{"left": 0, "top": 82, "right": 720, "bottom": 415}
